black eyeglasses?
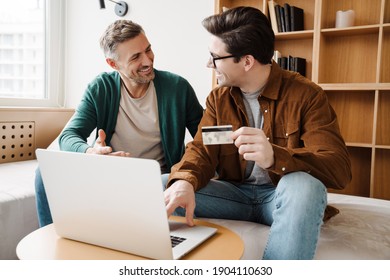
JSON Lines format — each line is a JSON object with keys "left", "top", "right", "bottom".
{"left": 210, "top": 54, "right": 236, "bottom": 68}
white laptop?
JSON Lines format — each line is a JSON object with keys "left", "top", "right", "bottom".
{"left": 35, "top": 149, "right": 217, "bottom": 260}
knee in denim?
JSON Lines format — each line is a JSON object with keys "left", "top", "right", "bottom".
{"left": 276, "top": 171, "right": 327, "bottom": 204}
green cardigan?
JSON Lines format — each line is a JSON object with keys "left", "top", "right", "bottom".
{"left": 59, "top": 69, "right": 204, "bottom": 171}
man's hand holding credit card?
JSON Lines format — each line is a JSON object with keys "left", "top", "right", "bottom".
{"left": 202, "top": 125, "right": 233, "bottom": 145}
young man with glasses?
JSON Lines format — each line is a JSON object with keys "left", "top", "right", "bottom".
{"left": 35, "top": 20, "right": 204, "bottom": 227}
{"left": 164, "top": 7, "right": 351, "bottom": 259}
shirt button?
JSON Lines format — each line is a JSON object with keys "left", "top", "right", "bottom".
{"left": 267, "top": 137, "right": 270, "bottom": 141}
{"left": 285, "top": 133, "right": 288, "bottom": 137}
{"left": 265, "top": 109, "right": 268, "bottom": 113}
{"left": 282, "top": 167, "right": 286, "bottom": 172}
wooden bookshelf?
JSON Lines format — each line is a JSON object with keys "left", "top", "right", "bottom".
{"left": 214, "top": 0, "right": 390, "bottom": 200}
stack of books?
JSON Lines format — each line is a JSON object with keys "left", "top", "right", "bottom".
{"left": 273, "top": 51, "right": 306, "bottom": 77}
{"left": 268, "top": 1, "right": 304, "bottom": 33}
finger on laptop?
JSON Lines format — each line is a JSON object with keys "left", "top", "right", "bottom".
{"left": 185, "top": 201, "right": 195, "bottom": 227}
{"left": 164, "top": 181, "right": 195, "bottom": 227}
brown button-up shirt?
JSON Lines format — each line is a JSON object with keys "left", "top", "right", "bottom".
{"left": 169, "top": 62, "right": 352, "bottom": 196}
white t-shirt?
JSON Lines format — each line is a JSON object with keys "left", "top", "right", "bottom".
{"left": 110, "top": 81, "right": 167, "bottom": 172}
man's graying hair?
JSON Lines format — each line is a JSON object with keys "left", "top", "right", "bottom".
{"left": 202, "top": 6, "right": 275, "bottom": 65}
{"left": 99, "top": 20, "right": 144, "bottom": 60}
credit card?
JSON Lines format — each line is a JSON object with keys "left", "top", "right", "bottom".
{"left": 202, "top": 125, "right": 233, "bottom": 145}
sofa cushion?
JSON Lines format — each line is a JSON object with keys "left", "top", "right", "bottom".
{"left": 202, "top": 193, "right": 390, "bottom": 259}
{"left": 0, "top": 160, "right": 39, "bottom": 259}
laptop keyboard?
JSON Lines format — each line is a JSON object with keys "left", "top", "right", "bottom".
{"left": 170, "top": 235, "right": 186, "bottom": 248}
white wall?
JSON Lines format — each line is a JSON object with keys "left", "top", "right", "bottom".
{"left": 64, "top": 0, "right": 214, "bottom": 108}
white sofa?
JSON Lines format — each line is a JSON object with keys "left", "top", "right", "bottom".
{"left": 1, "top": 158, "right": 389, "bottom": 260}
{"left": 0, "top": 160, "right": 39, "bottom": 259}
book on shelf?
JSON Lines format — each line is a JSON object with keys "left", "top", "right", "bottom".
{"left": 279, "top": 5, "right": 286, "bottom": 32}
{"left": 287, "top": 55, "right": 293, "bottom": 71}
{"left": 283, "top": 3, "right": 291, "bottom": 32}
{"left": 271, "top": 2, "right": 304, "bottom": 33}
{"left": 290, "top": 5, "right": 304, "bottom": 31}
{"left": 277, "top": 57, "right": 287, "bottom": 70}
{"left": 268, "top": 1, "right": 279, "bottom": 34}
{"left": 293, "top": 57, "right": 306, "bottom": 76}
{"left": 273, "top": 50, "right": 282, "bottom": 62}
{"left": 276, "top": 55, "right": 306, "bottom": 77}
{"left": 274, "top": 4, "right": 283, "bottom": 33}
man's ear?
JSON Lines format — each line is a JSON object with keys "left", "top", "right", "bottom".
{"left": 106, "top": 58, "right": 118, "bottom": 70}
{"left": 243, "top": 55, "right": 255, "bottom": 71}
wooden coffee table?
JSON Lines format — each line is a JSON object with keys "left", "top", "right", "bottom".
{"left": 16, "top": 216, "right": 244, "bottom": 260}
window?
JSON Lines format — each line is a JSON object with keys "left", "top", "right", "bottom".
{"left": 0, "top": 0, "right": 64, "bottom": 107}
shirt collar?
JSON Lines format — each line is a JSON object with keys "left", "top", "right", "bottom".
{"left": 229, "top": 60, "right": 282, "bottom": 101}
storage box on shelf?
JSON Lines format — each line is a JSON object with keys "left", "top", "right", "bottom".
{"left": 214, "top": 0, "right": 390, "bottom": 200}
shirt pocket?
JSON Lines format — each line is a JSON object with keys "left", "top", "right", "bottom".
{"left": 273, "top": 122, "right": 300, "bottom": 147}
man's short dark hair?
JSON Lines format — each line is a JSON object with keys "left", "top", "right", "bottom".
{"left": 202, "top": 6, "right": 275, "bottom": 65}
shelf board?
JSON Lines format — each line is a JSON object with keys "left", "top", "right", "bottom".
{"left": 320, "top": 83, "right": 390, "bottom": 91}
{"left": 345, "top": 142, "right": 373, "bottom": 148}
{"left": 275, "top": 30, "right": 314, "bottom": 40}
{"left": 375, "top": 145, "right": 390, "bottom": 150}
{"left": 344, "top": 143, "right": 390, "bottom": 150}
{"left": 321, "top": 25, "right": 381, "bottom": 36}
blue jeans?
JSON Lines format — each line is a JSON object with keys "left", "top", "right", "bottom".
{"left": 163, "top": 171, "right": 327, "bottom": 260}
{"left": 34, "top": 167, "right": 53, "bottom": 227}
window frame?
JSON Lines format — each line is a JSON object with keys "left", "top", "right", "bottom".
{"left": 0, "top": 0, "right": 65, "bottom": 107}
